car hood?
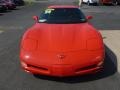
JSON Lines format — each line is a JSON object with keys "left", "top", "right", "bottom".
{"left": 26, "top": 23, "right": 97, "bottom": 52}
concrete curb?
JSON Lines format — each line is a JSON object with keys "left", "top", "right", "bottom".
{"left": 100, "top": 30, "right": 120, "bottom": 72}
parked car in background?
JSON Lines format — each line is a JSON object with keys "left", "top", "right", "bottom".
{"left": 117, "top": 0, "right": 120, "bottom": 5}
{"left": 0, "top": 0, "right": 8, "bottom": 12}
{"left": 100, "top": 0, "right": 113, "bottom": 5}
{"left": 82, "top": 0, "right": 100, "bottom": 5}
{"left": 4, "top": 0, "right": 16, "bottom": 9}
{"left": 83, "top": 0, "right": 120, "bottom": 5}
{"left": 12, "top": 0, "right": 24, "bottom": 6}
{"left": 112, "top": 0, "right": 120, "bottom": 5}
{"left": 100, "top": 0, "right": 120, "bottom": 5}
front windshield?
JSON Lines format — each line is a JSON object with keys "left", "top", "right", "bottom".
{"left": 39, "top": 8, "right": 87, "bottom": 24}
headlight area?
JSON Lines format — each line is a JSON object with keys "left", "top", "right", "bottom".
{"left": 21, "top": 38, "right": 38, "bottom": 51}
{"left": 87, "top": 38, "right": 104, "bottom": 51}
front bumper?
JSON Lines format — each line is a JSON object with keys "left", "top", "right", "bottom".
{"left": 21, "top": 61, "right": 103, "bottom": 77}
{"left": 20, "top": 48, "right": 104, "bottom": 77}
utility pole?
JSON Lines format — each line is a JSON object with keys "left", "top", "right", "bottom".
{"left": 79, "top": 0, "right": 82, "bottom": 7}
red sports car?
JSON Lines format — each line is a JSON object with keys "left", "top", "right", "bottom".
{"left": 20, "top": 5, "right": 105, "bottom": 77}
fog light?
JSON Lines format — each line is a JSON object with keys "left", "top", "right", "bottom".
{"left": 25, "top": 70, "right": 30, "bottom": 73}
{"left": 21, "top": 61, "right": 27, "bottom": 68}
{"left": 96, "top": 56, "right": 102, "bottom": 60}
{"left": 97, "top": 61, "right": 103, "bottom": 66}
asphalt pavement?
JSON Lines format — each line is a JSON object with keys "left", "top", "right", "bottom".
{"left": 0, "top": 1, "right": 120, "bottom": 90}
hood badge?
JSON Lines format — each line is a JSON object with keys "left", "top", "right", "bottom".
{"left": 57, "top": 54, "right": 66, "bottom": 59}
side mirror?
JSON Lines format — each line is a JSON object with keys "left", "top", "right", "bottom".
{"left": 33, "top": 16, "right": 38, "bottom": 22}
{"left": 86, "top": 15, "right": 93, "bottom": 20}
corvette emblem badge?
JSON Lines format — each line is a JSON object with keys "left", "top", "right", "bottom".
{"left": 57, "top": 54, "right": 65, "bottom": 59}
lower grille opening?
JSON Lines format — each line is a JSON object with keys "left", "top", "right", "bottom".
{"left": 76, "top": 64, "right": 97, "bottom": 72}
{"left": 28, "top": 64, "right": 48, "bottom": 71}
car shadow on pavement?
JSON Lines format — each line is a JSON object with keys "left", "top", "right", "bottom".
{"left": 33, "top": 45, "right": 117, "bottom": 83}
{"left": 13, "top": 8, "right": 20, "bottom": 10}
{"left": 0, "top": 13, "right": 4, "bottom": 16}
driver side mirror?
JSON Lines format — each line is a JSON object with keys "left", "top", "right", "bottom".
{"left": 86, "top": 15, "right": 93, "bottom": 20}
{"left": 33, "top": 16, "right": 38, "bottom": 22}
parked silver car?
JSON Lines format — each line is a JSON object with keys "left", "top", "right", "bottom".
{"left": 82, "top": 0, "right": 100, "bottom": 5}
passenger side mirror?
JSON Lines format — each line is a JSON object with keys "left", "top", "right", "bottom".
{"left": 86, "top": 15, "right": 93, "bottom": 20}
{"left": 33, "top": 16, "right": 38, "bottom": 22}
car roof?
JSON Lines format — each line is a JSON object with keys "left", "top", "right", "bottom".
{"left": 48, "top": 5, "right": 79, "bottom": 9}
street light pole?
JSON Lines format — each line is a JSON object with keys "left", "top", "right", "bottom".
{"left": 79, "top": 0, "right": 82, "bottom": 7}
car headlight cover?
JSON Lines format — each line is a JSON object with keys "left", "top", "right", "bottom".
{"left": 22, "top": 38, "right": 37, "bottom": 51}
{"left": 87, "top": 38, "right": 103, "bottom": 50}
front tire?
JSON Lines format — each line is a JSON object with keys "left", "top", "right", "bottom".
{"left": 0, "top": 6, "right": 7, "bottom": 12}
{"left": 112, "top": 1, "right": 118, "bottom": 6}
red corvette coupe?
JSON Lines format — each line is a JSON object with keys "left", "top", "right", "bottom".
{"left": 20, "top": 5, "right": 105, "bottom": 77}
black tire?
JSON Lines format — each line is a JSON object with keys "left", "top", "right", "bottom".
{"left": 0, "top": 6, "right": 7, "bottom": 12}
{"left": 113, "top": 2, "right": 118, "bottom": 6}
